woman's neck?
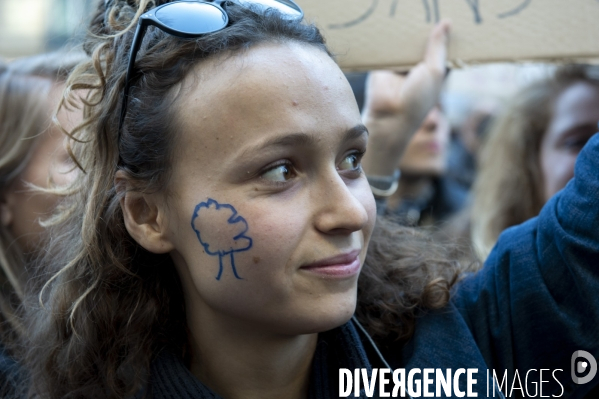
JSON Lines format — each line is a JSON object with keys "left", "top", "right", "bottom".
{"left": 187, "top": 310, "right": 318, "bottom": 399}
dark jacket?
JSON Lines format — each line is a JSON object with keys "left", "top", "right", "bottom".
{"left": 147, "top": 134, "right": 599, "bottom": 398}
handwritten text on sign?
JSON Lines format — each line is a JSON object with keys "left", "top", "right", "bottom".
{"left": 297, "top": 0, "right": 599, "bottom": 70}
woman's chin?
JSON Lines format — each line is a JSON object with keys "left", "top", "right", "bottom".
{"left": 284, "top": 301, "right": 357, "bottom": 335}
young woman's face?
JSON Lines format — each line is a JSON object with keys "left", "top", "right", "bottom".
{"left": 398, "top": 106, "right": 450, "bottom": 177}
{"left": 540, "top": 82, "right": 599, "bottom": 202}
{"left": 4, "top": 83, "right": 78, "bottom": 255}
{"left": 162, "top": 42, "right": 376, "bottom": 335}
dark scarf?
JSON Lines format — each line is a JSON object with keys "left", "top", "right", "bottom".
{"left": 146, "top": 321, "right": 374, "bottom": 399}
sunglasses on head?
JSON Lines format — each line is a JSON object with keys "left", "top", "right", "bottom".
{"left": 118, "top": 0, "right": 304, "bottom": 137}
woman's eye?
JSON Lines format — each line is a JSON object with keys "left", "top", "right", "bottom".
{"left": 261, "top": 163, "right": 296, "bottom": 182}
{"left": 562, "top": 137, "right": 590, "bottom": 151}
{"left": 338, "top": 153, "right": 363, "bottom": 172}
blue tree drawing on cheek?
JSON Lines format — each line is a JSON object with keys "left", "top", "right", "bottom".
{"left": 191, "top": 199, "right": 253, "bottom": 280}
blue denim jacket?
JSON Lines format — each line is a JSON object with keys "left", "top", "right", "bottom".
{"left": 386, "top": 133, "right": 599, "bottom": 398}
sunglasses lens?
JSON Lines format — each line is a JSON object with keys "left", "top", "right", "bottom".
{"left": 238, "top": 0, "right": 303, "bottom": 20}
{"left": 155, "top": 2, "right": 227, "bottom": 35}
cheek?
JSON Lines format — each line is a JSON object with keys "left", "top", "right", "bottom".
{"left": 553, "top": 156, "right": 577, "bottom": 191}
{"left": 50, "top": 160, "right": 77, "bottom": 188}
{"left": 355, "top": 182, "right": 377, "bottom": 246}
{"left": 175, "top": 198, "right": 313, "bottom": 324}
{"left": 179, "top": 196, "right": 306, "bottom": 286}
{"left": 237, "top": 202, "right": 308, "bottom": 273}
{"left": 541, "top": 149, "right": 577, "bottom": 200}
{"left": 22, "top": 130, "right": 72, "bottom": 188}
{"left": 399, "top": 137, "right": 422, "bottom": 166}
{"left": 8, "top": 183, "right": 58, "bottom": 253}
{"left": 49, "top": 143, "right": 78, "bottom": 188}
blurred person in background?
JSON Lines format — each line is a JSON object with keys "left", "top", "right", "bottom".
{"left": 471, "top": 65, "right": 599, "bottom": 261}
{"left": 432, "top": 98, "right": 498, "bottom": 267}
{"left": 0, "top": 50, "right": 83, "bottom": 391}
{"left": 385, "top": 105, "right": 467, "bottom": 226}
{"left": 445, "top": 98, "right": 498, "bottom": 189}
{"left": 362, "top": 71, "right": 468, "bottom": 227}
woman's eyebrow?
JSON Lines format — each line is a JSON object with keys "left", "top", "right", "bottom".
{"left": 266, "top": 124, "right": 368, "bottom": 147}
{"left": 345, "top": 124, "right": 369, "bottom": 140}
{"left": 238, "top": 124, "right": 369, "bottom": 158}
{"left": 558, "top": 123, "right": 599, "bottom": 137}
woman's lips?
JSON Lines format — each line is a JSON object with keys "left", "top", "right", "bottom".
{"left": 300, "top": 249, "right": 361, "bottom": 278}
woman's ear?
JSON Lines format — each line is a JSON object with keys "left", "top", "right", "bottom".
{"left": 115, "top": 171, "right": 175, "bottom": 254}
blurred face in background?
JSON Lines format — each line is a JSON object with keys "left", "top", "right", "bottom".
{"left": 540, "top": 81, "right": 599, "bottom": 202}
{"left": 3, "top": 83, "right": 79, "bottom": 255}
{"left": 398, "top": 106, "right": 451, "bottom": 177}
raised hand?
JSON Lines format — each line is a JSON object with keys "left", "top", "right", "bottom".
{"left": 362, "top": 21, "right": 451, "bottom": 176}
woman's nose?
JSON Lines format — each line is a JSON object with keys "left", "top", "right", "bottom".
{"left": 312, "top": 173, "right": 370, "bottom": 235}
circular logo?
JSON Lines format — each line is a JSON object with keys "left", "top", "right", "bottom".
{"left": 571, "top": 350, "right": 598, "bottom": 385}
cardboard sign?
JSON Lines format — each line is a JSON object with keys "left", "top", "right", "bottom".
{"left": 296, "top": 0, "right": 599, "bottom": 70}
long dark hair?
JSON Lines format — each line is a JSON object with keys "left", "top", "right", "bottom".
{"left": 25, "top": 1, "right": 460, "bottom": 398}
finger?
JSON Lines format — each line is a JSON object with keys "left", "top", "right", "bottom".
{"left": 424, "top": 19, "right": 451, "bottom": 74}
